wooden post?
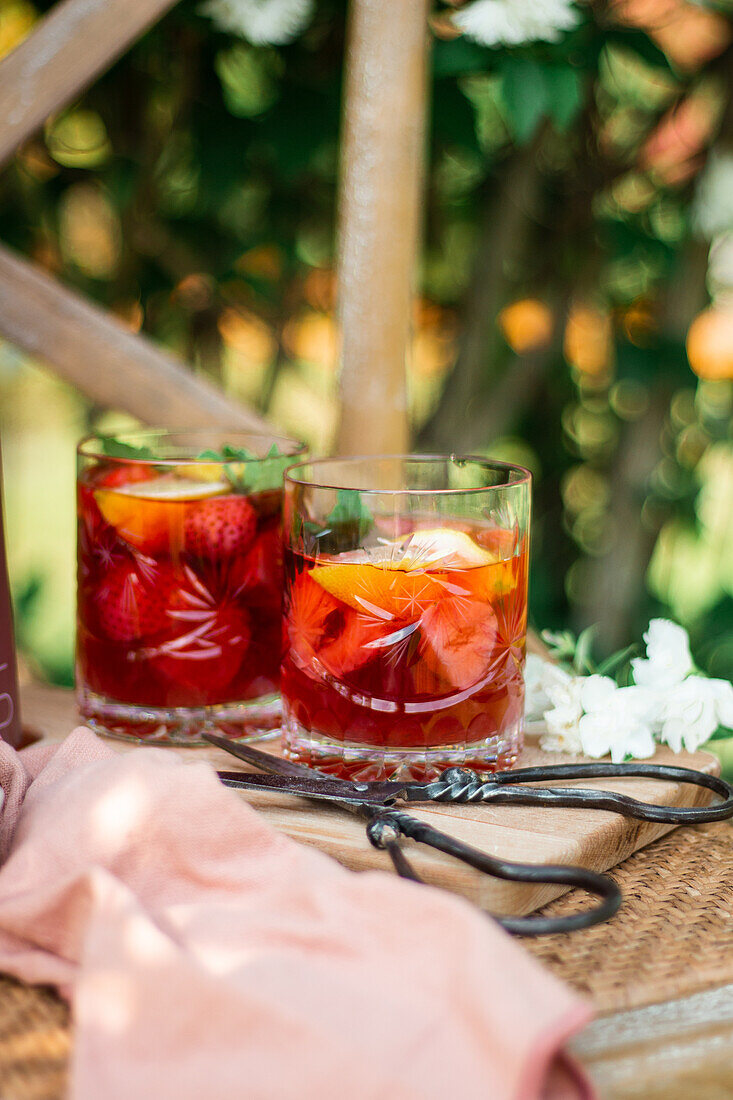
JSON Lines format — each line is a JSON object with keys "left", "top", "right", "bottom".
{"left": 0, "top": 244, "right": 270, "bottom": 430}
{"left": 335, "top": 0, "right": 429, "bottom": 456}
{"left": 0, "top": 0, "right": 177, "bottom": 168}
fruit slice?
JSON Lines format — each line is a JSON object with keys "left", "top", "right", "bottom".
{"left": 459, "top": 558, "right": 518, "bottom": 602}
{"left": 228, "top": 522, "right": 282, "bottom": 601}
{"left": 94, "top": 462, "right": 156, "bottom": 490}
{"left": 174, "top": 462, "right": 225, "bottom": 483}
{"left": 390, "top": 528, "right": 498, "bottom": 569}
{"left": 286, "top": 574, "right": 378, "bottom": 678}
{"left": 184, "top": 495, "right": 257, "bottom": 560}
{"left": 310, "top": 561, "right": 443, "bottom": 620}
{"left": 418, "top": 597, "right": 498, "bottom": 690}
{"left": 286, "top": 573, "right": 339, "bottom": 667}
{"left": 318, "top": 608, "right": 385, "bottom": 678}
{"left": 93, "top": 559, "right": 177, "bottom": 642}
{"left": 310, "top": 529, "right": 508, "bottom": 620}
{"left": 475, "top": 525, "right": 519, "bottom": 559}
{"left": 95, "top": 475, "right": 228, "bottom": 553}
{"left": 152, "top": 603, "right": 250, "bottom": 694}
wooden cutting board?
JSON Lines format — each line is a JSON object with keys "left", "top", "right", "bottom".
{"left": 21, "top": 682, "right": 721, "bottom": 918}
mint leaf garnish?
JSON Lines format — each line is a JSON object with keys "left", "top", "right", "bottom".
{"left": 100, "top": 437, "right": 155, "bottom": 461}
{"left": 196, "top": 442, "right": 292, "bottom": 494}
{"left": 320, "top": 489, "right": 373, "bottom": 542}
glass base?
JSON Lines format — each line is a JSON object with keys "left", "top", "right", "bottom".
{"left": 282, "top": 709, "right": 523, "bottom": 782}
{"left": 77, "top": 687, "right": 281, "bottom": 745}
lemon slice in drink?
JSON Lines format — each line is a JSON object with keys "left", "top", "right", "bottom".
{"left": 107, "top": 475, "right": 229, "bottom": 500}
{"left": 95, "top": 475, "right": 229, "bottom": 551}
{"left": 174, "top": 462, "right": 227, "bottom": 484}
{"left": 389, "top": 528, "right": 498, "bottom": 570}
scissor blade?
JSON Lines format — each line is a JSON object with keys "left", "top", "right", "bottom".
{"left": 203, "top": 733, "right": 328, "bottom": 780}
{"left": 217, "top": 769, "right": 405, "bottom": 806}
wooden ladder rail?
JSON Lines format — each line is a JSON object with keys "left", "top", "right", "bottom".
{"left": 0, "top": 0, "right": 429, "bottom": 446}
{"left": 0, "top": 0, "right": 269, "bottom": 429}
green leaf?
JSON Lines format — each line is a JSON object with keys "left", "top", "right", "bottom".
{"left": 597, "top": 643, "right": 639, "bottom": 678}
{"left": 432, "top": 81, "right": 482, "bottom": 156}
{"left": 196, "top": 443, "right": 292, "bottom": 494}
{"left": 99, "top": 437, "right": 155, "bottom": 461}
{"left": 540, "top": 629, "right": 577, "bottom": 661}
{"left": 603, "top": 29, "right": 676, "bottom": 75}
{"left": 573, "top": 624, "right": 597, "bottom": 674}
{"left": 433, "top": 37, "right": 492, "bottom": 79}
{"left": 215, "top": 45, "right": 281, "bottom": 119}
{"left": 544, "top": 66, "right": 584, "bottom": 131}
{"left": 500, "top": 58, "right": 549, "bottom": 144}
{"left": 325, "top": 489, "right": 373, "bottom": 534}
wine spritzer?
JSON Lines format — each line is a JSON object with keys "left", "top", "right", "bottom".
{"left": 281, "top": 457, "right": 531, "bottom": 781}
{"left": 76, "top": 430, "right": 305, "bottom": 743}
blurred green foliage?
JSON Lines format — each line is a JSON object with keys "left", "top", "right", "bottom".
{"left": 0, "top": 0, "right": 731, "bottom": 711}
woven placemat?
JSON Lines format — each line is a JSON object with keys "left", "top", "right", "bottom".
{"left": 0, "top": 976, "right": 68, "bottom": 1100}
{"left": 0, "top": 821, "right": 732, "bottom": 1096}
{"left": 525, "top": 820, "right": 733, "bottom": 1015}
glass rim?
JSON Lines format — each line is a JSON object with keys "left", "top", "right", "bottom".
{"left": 78, "top": 427, "right": 308, "bottom": 466}
{"left": 283, "top": 453, "right": 532, "bottom": 495}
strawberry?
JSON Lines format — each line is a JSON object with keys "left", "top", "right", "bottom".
{"left": 286, "top": 573, "right": 340, "bottom": 669}
{"left": 475, "top": 525, "right": 520, "bottom": 560}
{"left": 94, "top": 462, "right": 156, "bottom": 489}
{"left": 184, "top": 495, "right": 257, "bottom": 560}
{"left": 418, "top": 596, "right": 498, "bottom": 691}
{"left": 93, "top": 559, "right": 177, "bottom": 642}
{"left": 286, "top": 572, "right": 382, "bottom": 679}
{"left": 228, "top": 521, "right": 282, "bottom": 602}
{"left": 318, "top": 607, "right": 384, "bottom": 678}
{"left": 152, "top": 603, "right": 250, "bottom": 695}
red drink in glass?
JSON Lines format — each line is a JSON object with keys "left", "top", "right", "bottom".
{"left": 76, "top": 430, "right": 305, "bottom": 743}
{"left": 281, "top": 456, "right": 531, "bottom": 781}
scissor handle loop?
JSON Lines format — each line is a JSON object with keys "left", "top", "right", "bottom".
{"left": 425, "top": 763, "right": 733, "bottom": 824}
{"left": 366, "top": 808, "right": 621, "bottom": 935}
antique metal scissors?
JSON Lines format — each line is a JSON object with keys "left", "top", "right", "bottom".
{"left": 204, "top": 733, "right": 733, "bottom": 936}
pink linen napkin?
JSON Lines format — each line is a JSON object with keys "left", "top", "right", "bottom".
{"left": 0, "top": 728, "right": 594, "bottom": 1099}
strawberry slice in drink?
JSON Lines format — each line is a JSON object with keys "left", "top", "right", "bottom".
{"left": 147, "top": 564, "right": 251, "bottom": 695}
{"left": 417, "top": 595, "right": 498, "bottom": 691}
{"left": 224, "top": 520, "right": 282, "bottom": 606}
{"left": 286, "top": 573, "right": 380, "bottom": 678}
{"left": 152, "top": 604, "right": 251, "bottom": 695}
{"left": 94, "top": 462, "right": 156, "bottom": 490}
{"left": 184, "top": 495, "right": 257, "bottom": 560}
{"left": 286, "top": 573, "right": 339, "bottom": 668}
{"left": 318, "top": 606, "right": 389, "bottom": 678}
{"left": 93, "top": 557, "right": 178, "bottom": 642}
{"left": 94, "top": 475, "right": 230, "bottom": 554}
{"left": 475, "top": 524, "right": 519, "bottom": 559}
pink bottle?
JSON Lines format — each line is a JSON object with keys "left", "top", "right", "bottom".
{"left": 0, "top": 438, "right": 22, "bottom": 748}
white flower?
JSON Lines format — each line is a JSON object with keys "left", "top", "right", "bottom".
{"left": 657, "top": 675, "right": 733, "bottom": 754}
{"left": 577, "top": 676, "right": 656, "bottom": 763}
{"left": 201, "top": 0, "right": 314, "bottom": 45}
{"left": 453, "top": 0, "right": 579, "bottom": 47}
{"left": 631, "top": 618, "right": 694, "bottom": 691}
{"left": 539, "top": 671, "right": 585, "bottom": 754}
{"left": 693, "top": 151, "right": 733, "bottom": 241}
{"left": 524, "top": 654, "right": 572, "bottom": 721}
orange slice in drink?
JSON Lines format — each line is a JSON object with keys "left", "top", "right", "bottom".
{"left": 309, "top": 562, "right": 444, "bottom": 620}
{"left": 310, "top": 528, "right": 515, "bottom": 619}
{"left": 95, "top": 475, "right": 228, "bottom": 553}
